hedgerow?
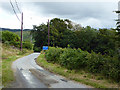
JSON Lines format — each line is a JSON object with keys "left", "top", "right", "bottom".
{"left": 45, "top": 47, "right": 120, "bottom": 82}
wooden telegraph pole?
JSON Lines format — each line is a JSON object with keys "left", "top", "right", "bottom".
{"left": 48, "top": 19, "right": 50, "bottom": 47}
{"left": 20, "top": 12, "right": 23, "bottom": 51}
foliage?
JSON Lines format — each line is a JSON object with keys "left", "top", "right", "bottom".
{"left": 31, "top": 24, "right": 48, "bottom": 52}
{"left": 2, "top": 43, "right": 33, "bottom": 86}
{"left": 33, "top": 47, "right": 42, "bottom": 52}
{"left": 31, "top": 18, "right": 119, "bottom": 82}
{"left": 115, "top": 11, "right": 120, "bottom": 61}
{"left": 2, "top": 31, "right": 20, "bottom": 43}
{"left": 2, "top": 31, "right": 33, "bottom": 50}
{"left": 31, "top": 18, "right": 81, "bottom": 51}
{"left": 31, "top": 18, "right": 116, "bottom": 56}
{"left": 59, "top": 48, "right": 88, "bottom": 69}
{"left": 45, "top": 47, "right": 120, "bottom": 82}
{"left": 45, "top": 47, "right": 63, "bottom": 63}
{"left": 74, "top": 27, "right": 116, "bottom": 56}
{"left": 102, "top": 55, "right": 120, "bottom": 82}
{"left": 9, "top": 41, "right": 20, "bottom": 48}
{"left": 86, "top": 52, "right": 106, "bottom": 73}
{"left": 37, "top": 54, "right": 119, "bottom": 88}
{"left": 14, "top": 31, "right": 32, "bottom": 42}
{"left": 22, "top": 41, "right": 33, "bottom": 50}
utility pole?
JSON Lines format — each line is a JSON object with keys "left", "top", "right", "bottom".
{"left": 48, "top": 19, "right": 50, "bottom": 47}
{"left": 20, "top": 12, "right": 23, "bottom": 51}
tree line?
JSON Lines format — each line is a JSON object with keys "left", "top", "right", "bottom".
{"left": 31, "top": 18, "right": 118, "bottom": 57}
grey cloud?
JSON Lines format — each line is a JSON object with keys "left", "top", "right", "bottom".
{"left": 0, "top": 2, "right": 118, "bottom": 28}
{"left": 34, "top": 2, "right": 117, "bottom": 20}
{"left": 1, "top": 2, "right": 117, "bottom": 19}
{"left": 0, "top": 2, "right": 21, "bottom": 14}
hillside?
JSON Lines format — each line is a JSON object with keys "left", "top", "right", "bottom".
{"left": 0, "top": 29, "right": 33, "bottom": 42}
{"left": 0, "top": 28, "right": 32, "bottom": 32}
{"left": 14, "top": 31, "right": 32, "bottom": 42}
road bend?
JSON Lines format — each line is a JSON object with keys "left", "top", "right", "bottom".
{"left": 11, "top": 53, "right": 88, "bottom": 88}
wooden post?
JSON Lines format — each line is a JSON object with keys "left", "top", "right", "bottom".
{"left": 20, "top": 12, "right": 23, "bottom": 51}
{"left": 48, "top": 19, "right": 50, "bottom": 48}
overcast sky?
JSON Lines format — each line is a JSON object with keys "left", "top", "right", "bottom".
{"left": 0, "top": 0, "right": 119, "bottom": 29}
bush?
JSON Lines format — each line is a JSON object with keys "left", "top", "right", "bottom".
{"left": 2, "top": 31, "right": 20, "bottom": 43}
{"left": 86, "top": 52, "right": 105, "bottom": 73}
{"left": 9, "top": 41, "right": 20, "bottom": 48}
{"left": 45, "top": 47, "right": 88, "bottom": 69}
{"left": 102, "top": 56, "right": 120, "bottom": 82}
{"left": 45, "top": 47, "right": 63, "bottom": 63}
{"left": 2, "top": 31, "right": 21, "bottom": 48}
{"left": 33, "top": 47, "right": 42, "bottom": 52}
{"left": 45, "top": 47, "right": 120, "bottom": 82}
{"left": 86, "top": 52, "right": 120, "bottom": 82}
{"left": 59, "top": 48, "right": 88, "bottom": 69}
{"left": 9, "top": 41, "right": 33, "bottom": 50}
{"left": 22, "top": 41, "right": 33, "bottom": 50}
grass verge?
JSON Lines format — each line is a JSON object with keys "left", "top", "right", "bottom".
{"left": 36, "top": 54, "right": 119, "bottom": 88}
{"left": 2, "top": 43, "right": 33, "bottom": 87}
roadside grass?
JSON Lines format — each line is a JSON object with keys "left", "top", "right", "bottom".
{"left": 36, "top": 54, "right": 119, "bottom": 88}
{"left": 2, "top": 43, "right": 33, "bottom": 87}
{"left": 0, "top": 43, "right": 2, "bottom": 87}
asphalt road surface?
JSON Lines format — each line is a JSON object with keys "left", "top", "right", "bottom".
{"left": 11, "top": 53, "right": 88, "bottom": 88}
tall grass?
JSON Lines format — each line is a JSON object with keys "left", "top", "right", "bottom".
{"left": 2, "top": 43, "right": 33, "bottom": 87}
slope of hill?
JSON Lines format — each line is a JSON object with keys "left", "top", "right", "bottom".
{"left": 0, "top": 28, "right": 33, "bottom": 42}
{"left": 14, "top": 31, "right": 32, "bottom": 42}
{"left": 0, "top": 28, "right": 32, "bottom": 32}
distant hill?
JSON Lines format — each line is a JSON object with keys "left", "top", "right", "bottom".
{"left": 0, "top": 28, "right": 32, "bottom": 32}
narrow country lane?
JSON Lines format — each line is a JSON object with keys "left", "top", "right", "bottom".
{"left": 11, "top": 53, "right": 88, "bottom": 88}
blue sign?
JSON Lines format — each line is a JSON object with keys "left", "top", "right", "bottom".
{"left": 43, "top": 46, "right": 48, "bottom": 50}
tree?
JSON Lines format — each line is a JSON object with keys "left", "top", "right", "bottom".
{"left": 31, "top": 18, "right": 116, "bottom": 55}
{"left": 31, "top": 24, "right": 48, "bottom": 50}
{"left": 31, "top": 18, "right": 77, "bottom": 51}
{"left": 114, "top": 8, "right": 120, "bottom": 58}
{"left": 74, "top": 26, "right": 98, "bottom": 52}
{"left": 74, "top": 26, "right": 116, "bottom": 55}
{"left": 2, "top": 31, "right": 20, "bottom": 43}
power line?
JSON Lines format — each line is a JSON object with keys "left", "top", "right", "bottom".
{"left": 10, "top": 0, "right": 21, "bottom": 22}
{"left": 10, "top": 0, "right": 33, "bottom": 29}
{"left": 15, "top": 0, "right": 21, "bottom": 14}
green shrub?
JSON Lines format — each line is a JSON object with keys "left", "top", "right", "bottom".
{"left": 33, "top": 47, "right": 42, "bottom": 52}
{"left": 86, "top": 52, "right": 120, "bottom": 82}
{"left": 9, "top": 41, "right": 33, "bottom": 50}
{"left": 102, "top": 56, "right": 120, "bottom": 82}
{"left": 45, "top": 47, "right": 119, "bottom": 82}
{"left": 2, "top": 31, "right": 21, "bottom": 48}
{"left": 45, "top": 47, "right": 63, "bottom": 63}
{"left": 2, "top": 31, "right": 20, "bottom": 43}
{"left": 59, "top": 48, "right": 88, "bottom": 69}
{"left": 45, "top": 47, "right": 88, "bottom": 70}
{"left": 9, "top": 41, "right": 20, "bottom": 48}
{"left": 22, "top": 41, "right": 33, "bottom": 50}
{"left": 86, "top": 52, "right": 105, "bottom": 73}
